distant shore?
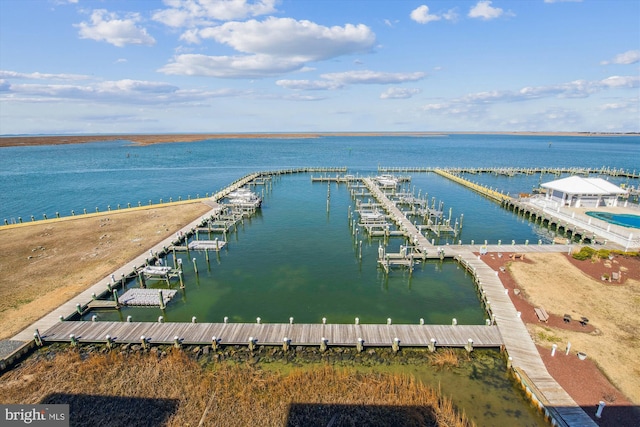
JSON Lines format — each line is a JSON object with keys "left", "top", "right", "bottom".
{"left": 1, "top": 131, "right": 637, "bottom": 148}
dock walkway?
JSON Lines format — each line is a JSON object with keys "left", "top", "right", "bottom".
{"left": 456, "top": 250, "right": 597, "bottom": 427}
{"left": 42, "top": 322, "right": 502, "bottom": 348}
{"left": 361, "top": 178, "right": 433, "bottom": 252}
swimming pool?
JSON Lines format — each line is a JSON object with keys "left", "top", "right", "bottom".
{"left": 586, "top": 211, "right": 640, "bottom": 228}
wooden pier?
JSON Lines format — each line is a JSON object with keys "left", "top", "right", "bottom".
{"left": 378, "top": 166, "right": 640, "bottom": 179}
{"left": 188, "top": 240, "right": 227, "bottom": 251}
{"left": 42, "top": 321, "right": 502, "bottom": 348}
{"left": 455, "top": 250, "right": 597, "bottom": 427}
{"left": 361, "top": 178, "right": 433, "bottom": 253}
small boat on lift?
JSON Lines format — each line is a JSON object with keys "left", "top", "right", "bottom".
{"left": 226, "top": 188, "right": 262, "bottom": 208}
{"left": 374, "top": 174, "right": 400, "bottom": 188}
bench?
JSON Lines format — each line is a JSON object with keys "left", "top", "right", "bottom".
{"left": 510, "top": 253, "right": 525, "bottom": 260}
{"left": 534, "top": 307, "right": 549, "bottom": 322}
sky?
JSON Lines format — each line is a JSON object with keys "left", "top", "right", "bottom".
{"left": 0, "top": 0, "right": 638, "bottom": 135}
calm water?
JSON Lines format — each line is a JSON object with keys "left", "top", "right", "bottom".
{"left": 2, "top": 134, "right": 638, "bottom": 222}
{"left": 89, "top": 173, "right": 488, "bottom": 324}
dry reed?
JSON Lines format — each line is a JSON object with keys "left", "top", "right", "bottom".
{"left": 0, "top": 348, "right": 475, "bottom": 427}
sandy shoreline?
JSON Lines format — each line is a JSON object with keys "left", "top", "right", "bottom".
{"left": 1, "top": 131, "right": 636, "bottom": 147}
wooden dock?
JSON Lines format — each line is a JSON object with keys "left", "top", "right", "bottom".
{"left": 378, "top": 165, "right": 640, "bottom": 179}
{"left": 361, "top": 178, "right": 433, "bottom": 253}
{"left": 42, "top": 321, "right": 502, "bottom": 348}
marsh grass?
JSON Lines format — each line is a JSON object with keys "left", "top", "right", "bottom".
{"left": 0, "top": 348, "right": 474, "bottom": 427}
{"left": 429, "top": 349, "right": 462, "bottom": 370}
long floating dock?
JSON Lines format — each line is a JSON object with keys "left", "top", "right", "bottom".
{"left": 378, "top": 166, "right": 640, "bottom": 179}
{"left": 42, "top": 321, "right": 502, "bottom": 348}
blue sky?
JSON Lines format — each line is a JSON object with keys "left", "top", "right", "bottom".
{"left": 0, "top": 0, "right": 638, "bottom": 134}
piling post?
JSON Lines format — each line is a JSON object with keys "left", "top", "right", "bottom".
{"left": 595, "top": 401, "right": 605, "bottom": 418}
{"left": 452, "top": 318, "right": 457, "bottom": 326}
{"left": 174, "top": 336, "right": 181, "bottom": 349}
{"left": 179, "top": 271, "right": 184, "bottom": 289}
{"left": 106, "top": 335, "right": 113, "bottom": 349}
{"left": 551, "top": 344, "right": 557, "bottom": 357}
{"left": 34, "top": 329, "right": 43, "bottom": 346}
{"left": 158, "top": 316, "right": 164, "bottom": 323}
{"left": 465, "top": 338, "right": 474, "bottom": 353}
{"left": 159, "top": 290, "right": 165, "bottom": 310}
{"left": 320, "top": 337, "right": 328, "bottom": 352}
{"left": 248, "top": 337, "right": 256, "bottom": 352}
{"left": 113, "top": 289, "right": 119, "bottom": 308}
{"left": 192, "top": 257, "right": 198, "bottom": 274}
{"left": 140, "top": 335, "right": 147, "bottom": 350}
{"left": 283, "top": 337, "right": 290, "bottom": 352}
{"left": 392, "top": 337, "right": 400, "bottom": 353}
{"left": 75, "top": 303, "right": 82, "bottom": 315}
{"left": 127, "top": 315, "right": 132, "bottom": 322}
{"left": 428, "top": 338, "right": 436, "bottom": 352}
{"left": 387, "top": 318, "right": 392, "bottom": 325}
{"left": 192, "top": 316, "right": 197, "bottom": 323}
{"left": 212, "top": 336, "right": 219, "bottom": 351}
{"left": 419, "top": 318, "right": 424, "bottom": 325}
{"left": 355, "top": 317, "right": 359, "bottom": 325}
{"left": 70, "top": 334, "right": 78, "bottom": 346}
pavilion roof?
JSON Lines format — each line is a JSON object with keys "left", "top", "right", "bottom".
{"left": 541, "top": 176, "right": 626, "bottom": 195}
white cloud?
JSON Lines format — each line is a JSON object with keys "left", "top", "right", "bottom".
{"left": 410, "top": 5, "right": 440, "bottom": 24}
{"left": 152, "top": 0, "right": 278, "bottom": 28}
{"left": 599, "top": 75, "right": 640, "bottom": 88}
{"left": 159, "top": 54, "right": 305, "bottom": 78}
{"left": 600, "top": 98, "right": 638, "bottom": 112}
{"left": 544, "top": 0, "right": 582, "bottom": 3}
{"left": 160, "top": 18, "right": 376, "bottom": 78}
{"left": 380, "top": 87, "right": 421, "bottom": 99}
{"left": 76, "top": 9, "right": 156, "bottom": 47}
{"left": 276, "top": 70, "right": 425, "bottom": 92}
{"left": 600, "top": 50, "right": 640, "bottom": 65}
{"left": 0, "top": 70, "right": 92, "bottom": 81}
{"left": 198, "top": 18, "right": 375, "bottom": 61}
{"left": 442, "top": 9, "right": 459, "bottom": 22}
{"left": 468, "top": 1, "right": 505, "bottom": 20}
{"left": 276, "top": 80, "right": 342, "bottom": 90}
{"left": 1, "top": 77, "right": 246, "bottom": 105}
{"left": 321, "top": 70, "right": 425, "bottom": 85}
{"left": 422, "top": 75, "right": 639, "bottom": 115}
{"left": 410, "top": 5, "right": 458, "bottom": 24}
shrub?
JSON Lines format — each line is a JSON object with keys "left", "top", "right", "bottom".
{"left": 572, "top": 246, "right": 596, "bottom": 261}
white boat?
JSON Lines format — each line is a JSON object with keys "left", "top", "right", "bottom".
{"left": 226, "top": 188, "right": 262, "bottom": 208}
{"left": 374, "top": 174, "right": 399, "bottom": 188}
